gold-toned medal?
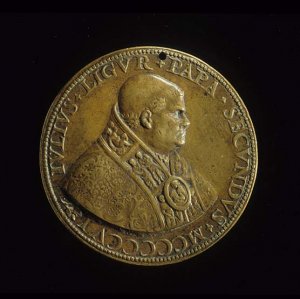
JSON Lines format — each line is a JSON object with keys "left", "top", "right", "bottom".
{"left": 40, "top": 46, "right": 258, "bottom": 265}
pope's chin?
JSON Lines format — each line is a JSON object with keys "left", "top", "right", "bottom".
{"left": 175, "top": 132, "right": 187, "bottom": 147}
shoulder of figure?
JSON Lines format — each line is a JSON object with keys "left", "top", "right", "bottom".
{"left": 63, "top": 144, "right": 113, "bottom": 191}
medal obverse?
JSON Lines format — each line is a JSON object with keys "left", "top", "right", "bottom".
{"left": 40, "top": 46, "right": 258, "bottom": 265}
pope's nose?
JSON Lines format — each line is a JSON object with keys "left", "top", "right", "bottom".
{"left": 182, "top": 113, "right": 190, "bottom": 128}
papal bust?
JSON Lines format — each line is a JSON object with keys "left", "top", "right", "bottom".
{"left": 63, "top": 73, "right": 217, "bottom": 232}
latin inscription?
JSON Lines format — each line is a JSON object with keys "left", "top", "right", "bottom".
{"left": 223, "top": 106, "right": 251, "bottom": 201}
{"left": 49, "top": 99, "right": 78, "bottom": 177}
{"left": 73, "top": 213, "right": 217, "bottom": 257}
{"left": 209, "top": 103, "right": 252, "bottom": 222}
{"left": 166, "top": 57, "right": 219, "bottom": 97}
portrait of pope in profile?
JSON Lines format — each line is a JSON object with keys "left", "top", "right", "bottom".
{"left": 63, "top": 73, "right": 217, "bottom": 232}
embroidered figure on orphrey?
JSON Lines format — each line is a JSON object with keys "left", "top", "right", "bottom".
{"left": 62, "top": 74, "right": 217, "bottom": 232}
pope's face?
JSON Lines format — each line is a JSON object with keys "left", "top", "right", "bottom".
{"left": 151, "top": 93, "right": 190, "bottom": 154}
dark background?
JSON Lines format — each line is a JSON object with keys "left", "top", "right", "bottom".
{"left": 1, "top": 13, "right": 299, "bottom": 294}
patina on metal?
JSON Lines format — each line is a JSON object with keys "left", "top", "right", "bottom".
{"left": 40, "top": 46, "right": 258, "bottom": 265}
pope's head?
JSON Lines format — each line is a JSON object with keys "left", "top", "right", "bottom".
{"left": 118, "top": 74, "right": 190, "bottom": 155}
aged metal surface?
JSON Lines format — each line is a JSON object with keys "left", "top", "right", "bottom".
{"left": 40, "top": 46, "right": 258, "bottom": 265}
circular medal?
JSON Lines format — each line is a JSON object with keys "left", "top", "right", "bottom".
{"left": 40, "top": 46, "right": 258, "bottom": 265}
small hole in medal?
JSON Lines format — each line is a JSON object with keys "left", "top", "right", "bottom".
{"left": 159, "top": 52, "right": 167, "bottom": 60}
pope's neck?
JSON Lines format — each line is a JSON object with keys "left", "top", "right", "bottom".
{"left": 131, "top": 128, "right": 176, "bottom": 157}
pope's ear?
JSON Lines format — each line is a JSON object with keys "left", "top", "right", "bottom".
{"left": 140, "top": 109, "right": 152, "bottom": 129}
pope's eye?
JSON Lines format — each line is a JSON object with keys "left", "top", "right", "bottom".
{"left": 174, "top": 110, "right": 183, "bottom": 117}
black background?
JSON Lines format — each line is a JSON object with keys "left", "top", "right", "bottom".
{"left": 1, "top": 13, "right": 300, "bottom": 294}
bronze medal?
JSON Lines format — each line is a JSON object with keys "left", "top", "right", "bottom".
{"left": 40, "top": 46, "right": 258, "bottom": 265}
